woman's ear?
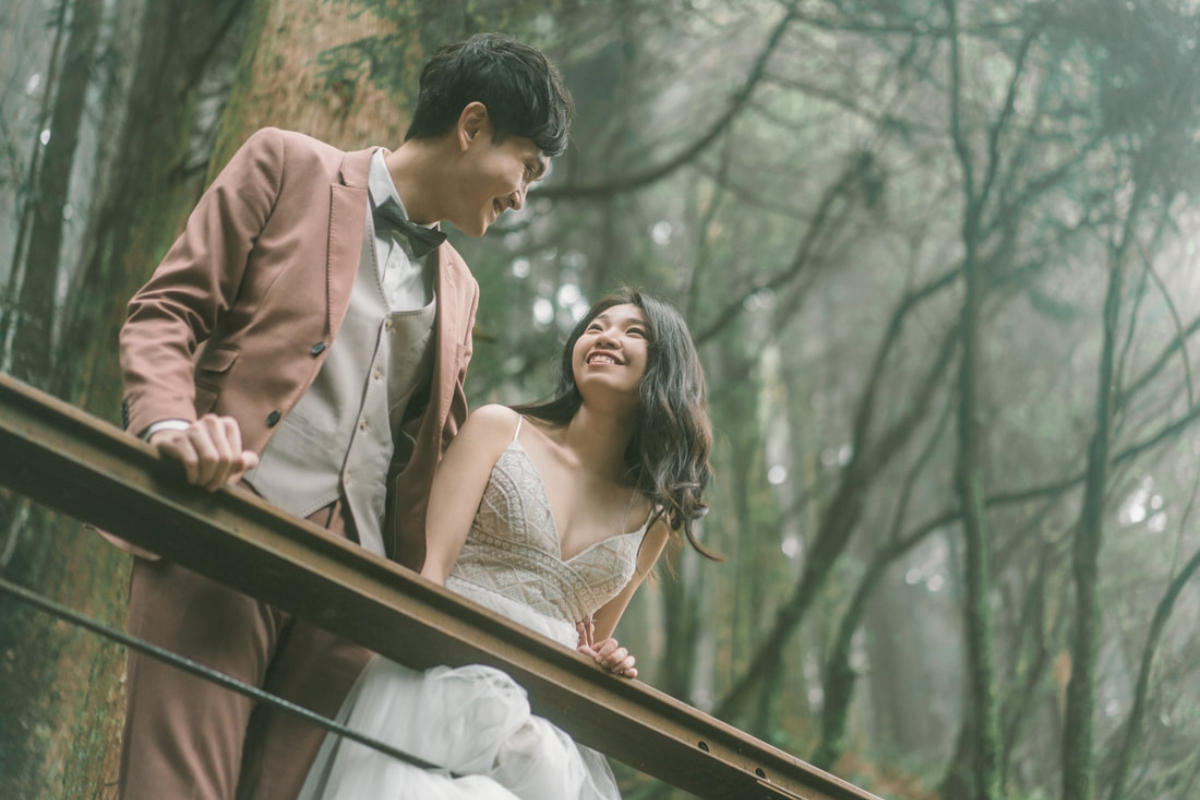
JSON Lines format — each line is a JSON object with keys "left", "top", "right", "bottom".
{"left": 457, "top": 101, "right": 490, "bottom": 151}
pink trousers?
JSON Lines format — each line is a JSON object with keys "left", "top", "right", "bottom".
{"left": 119, "top": 500, "right": 373, "bottom": 800}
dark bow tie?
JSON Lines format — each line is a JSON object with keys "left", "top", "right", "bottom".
{"left": 375, "top": 198, "right": 447, "bottom": 259}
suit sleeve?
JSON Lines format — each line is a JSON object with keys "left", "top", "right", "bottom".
{"left": 119, "top": 128, "right": 287, "bottom": 437}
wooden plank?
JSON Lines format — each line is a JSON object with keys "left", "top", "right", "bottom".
{"left": 0, "top": 372, "right": 881, "bottom": 800}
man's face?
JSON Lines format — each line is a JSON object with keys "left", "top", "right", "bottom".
{"left": 449, "top": 127, "right": 548, "bottom": 237}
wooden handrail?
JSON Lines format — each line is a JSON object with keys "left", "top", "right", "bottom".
{"left": 0, "top": 371, "right": 881, "bottom": 800}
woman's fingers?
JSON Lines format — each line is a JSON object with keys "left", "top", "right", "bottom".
{"left": 575, "top": 617, "right": 596, "bottom": 648}
{"left": 587, "top": 638, "right": 638, "bottom": 678}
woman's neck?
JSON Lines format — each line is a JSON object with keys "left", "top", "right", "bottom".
{"left": 557, "top": 404, "right": 636, "bottom": 483}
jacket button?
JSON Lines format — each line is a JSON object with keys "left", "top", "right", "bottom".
{"left": 267, "top": 411, "right": 281, "bottom": 427}
{"left": 311, "top": 342, "right": 326, "bottom": 356}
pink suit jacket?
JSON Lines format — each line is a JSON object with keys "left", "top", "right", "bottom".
{"left": 118, "top": 127, "right": 479, "bottom": 569}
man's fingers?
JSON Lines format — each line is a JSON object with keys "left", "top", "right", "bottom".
{"left": 188, "top": 425, "right": 224, "bottom": 489}
{"left": 149, "top": 416, "right": 254, "bottom": 492}
{"left": 154, "top": 435, "right": 201, "bottom": 485}
{"left": 220, "top": 415, "right": 243, "bottom": 455}
{"left": 227, "top": 450, "right": 259, "bottom": 485}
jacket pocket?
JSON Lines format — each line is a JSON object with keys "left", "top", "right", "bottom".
{"left": 197, "top": 346, "right": 240, "bottom": 376}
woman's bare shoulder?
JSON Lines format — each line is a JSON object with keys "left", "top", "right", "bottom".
{"left": 461, "top": 404, "right": 521, "bottom": 440}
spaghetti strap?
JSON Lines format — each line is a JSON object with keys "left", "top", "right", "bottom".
{"left": 512, "top": 414, "right": 524, "bottom": 443}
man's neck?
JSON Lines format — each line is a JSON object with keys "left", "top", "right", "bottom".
{"left": 384, "top": 140, "right": 454, "bottom": 225}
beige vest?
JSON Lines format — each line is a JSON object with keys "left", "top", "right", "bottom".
{"left": 243, "top": 219, "right": 436, "bottom": 556}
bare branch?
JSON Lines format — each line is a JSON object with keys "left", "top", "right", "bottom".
{"left": 977, "top": 5, "right": 1053, "bottom": 210}
{"left": 1136, "top": 235, "right": 1194, "bottom": 409}
{"left": 692, "top": 155, "right": 869, "bottom": 346}
{"left": 533, "top": 0, "right": 803, "bottom": 200}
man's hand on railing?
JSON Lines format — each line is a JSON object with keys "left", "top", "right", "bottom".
{"left": 576, "top": 618, "right": 637, "bottom": 679}
{"left": 148, "top": 414, "right": 259, "bottom": 491}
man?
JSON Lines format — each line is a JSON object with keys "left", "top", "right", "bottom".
{"left": 113, "top": 33, "right": 572, "bottom": 800}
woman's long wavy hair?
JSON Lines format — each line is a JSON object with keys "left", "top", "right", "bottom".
{"left": 514, "top": 289, "right": 720, "bottom": 560}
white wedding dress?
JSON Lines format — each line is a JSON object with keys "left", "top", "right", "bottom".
{"left": 298, "top": 419, "right": 646, "bottom": 799}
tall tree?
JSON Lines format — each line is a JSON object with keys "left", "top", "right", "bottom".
{"left": 0, "top": 0, "right": 252, "bottom": 794}
{"left": 8, "top": 0, "right": 103, "bottom": 388}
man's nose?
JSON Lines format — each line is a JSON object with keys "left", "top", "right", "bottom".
{"left": 511, "top": 187, "right": 527, "bottom": 211}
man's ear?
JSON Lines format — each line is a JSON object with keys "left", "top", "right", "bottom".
{"left": 457, "top": 101, "right": 490, "bottom": 151}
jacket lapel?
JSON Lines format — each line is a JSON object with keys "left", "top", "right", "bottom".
{"left": 325, "top": 147, "right": 376, "bottom": 339}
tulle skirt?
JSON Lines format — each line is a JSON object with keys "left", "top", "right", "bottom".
{"left": 297, "top": 580, "right": 621, "bottom": 800}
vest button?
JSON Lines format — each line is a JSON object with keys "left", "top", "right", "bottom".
{"left": 267, "top": 410, "right": 281, "bottom": 427}
{"left": 310, "top": 342, "right": 326, "bottom": 356}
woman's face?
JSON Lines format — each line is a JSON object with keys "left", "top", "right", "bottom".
{"left": 572, "top": 303, "right": 650, "bottom": 403}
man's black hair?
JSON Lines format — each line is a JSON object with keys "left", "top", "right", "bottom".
{"left": 405, "top": 33, "right": 573, "bottom": 157}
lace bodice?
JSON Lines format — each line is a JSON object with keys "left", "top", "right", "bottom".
{"left": 447, "top": 437, "right": 645, "bottom": 628}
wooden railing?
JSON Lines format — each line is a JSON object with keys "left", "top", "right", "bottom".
{"left": 0, "top": 372, "right": 882, "bottom": 800}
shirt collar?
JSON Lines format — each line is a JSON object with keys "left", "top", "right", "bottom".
{"left": 368, "top": 150, "right": 405, "bottom": 217}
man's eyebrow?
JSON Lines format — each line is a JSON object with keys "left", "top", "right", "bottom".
{"left": 533, "top": 155, "right": 549, "bottom": 179}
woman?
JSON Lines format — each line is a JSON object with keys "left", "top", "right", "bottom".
{"left": 299, "top": 289, "right": 717, "bottom": 799}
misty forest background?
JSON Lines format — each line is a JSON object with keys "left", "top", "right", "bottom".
{"left": 2, "top": 1, "right": 1200, "bottom": 799}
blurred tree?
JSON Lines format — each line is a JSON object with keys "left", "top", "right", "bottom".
{"left": 7, "top": 0, "right": 102, "bottom": 388}
{"left": 0, "top": 0, "right": 254, "bottom": 794}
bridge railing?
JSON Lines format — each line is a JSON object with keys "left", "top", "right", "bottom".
{"left": 0, "top": 371, "right": 881, "bottom": 800}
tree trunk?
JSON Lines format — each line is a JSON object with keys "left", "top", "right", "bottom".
{"left": 1061, "top": 204, "right": 1138, "bottom": 800}
{"left": 9, "top": 0, "right": 103, "bottom": 388}
{"left": 942, "top": 1, "right": 1005, "bottom": 794}
{"left": 953, "top": 263, "right": 1002, "bottom": 800}
{"left": 1, "top": 0, "right": 70, "bottom": 370}
{"left": 660, "top": 547, "right": 701, "bottom": 701}
{"left": 0, "top": 0, "right": 252, "bottom": 795}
